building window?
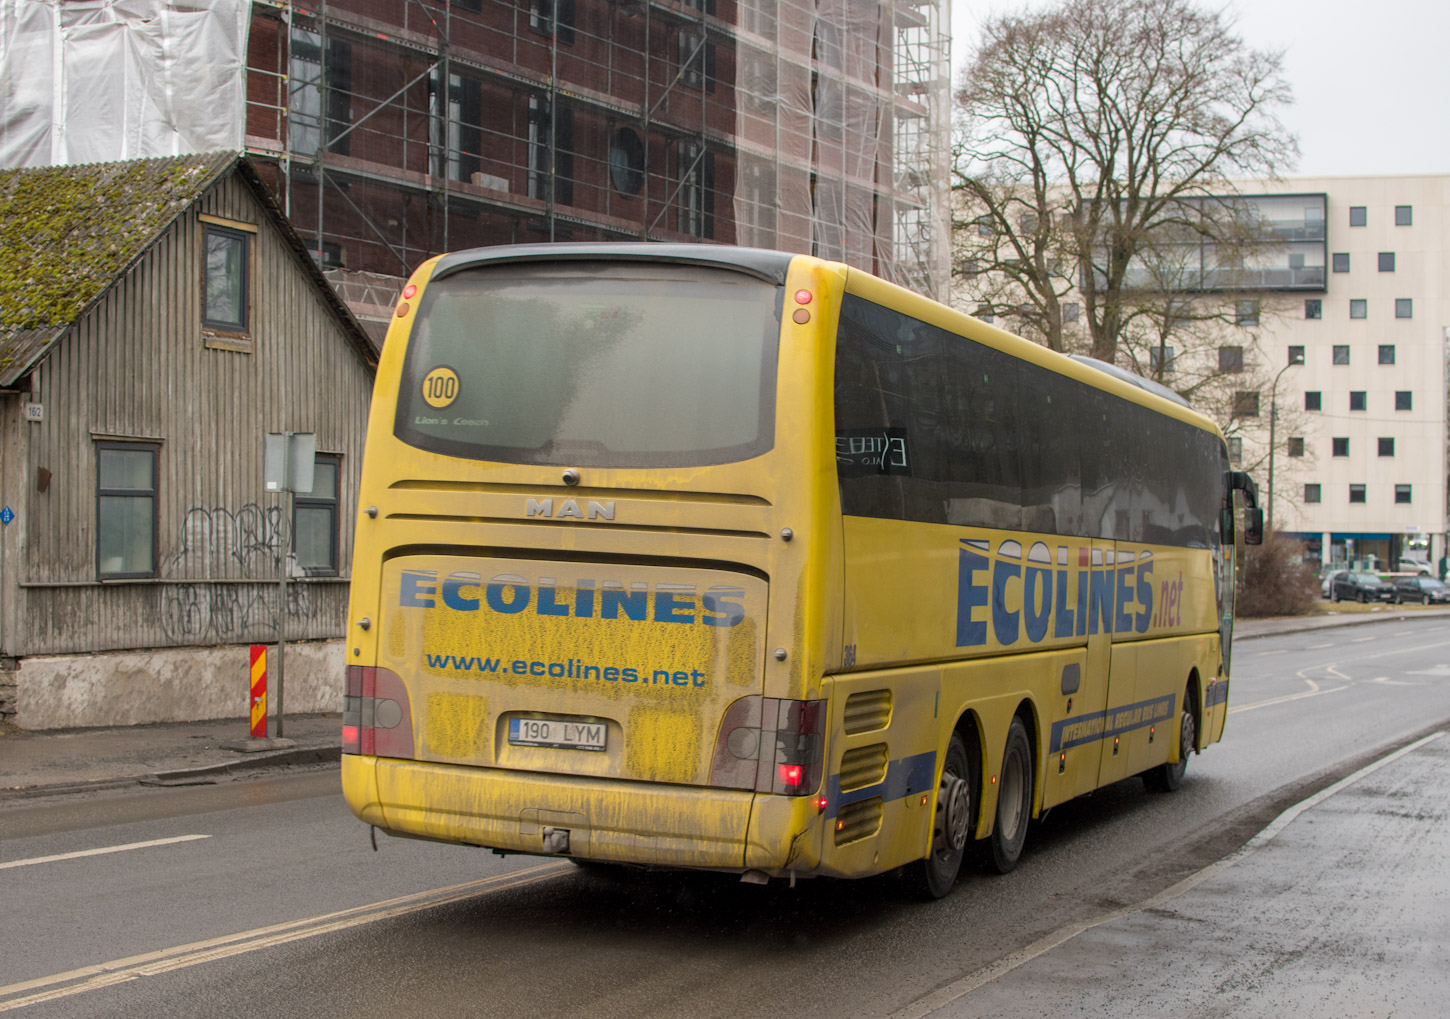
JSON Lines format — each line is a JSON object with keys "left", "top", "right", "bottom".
{"left": 1349, "top": 484, "right": 1366, "bottom": 504}
{"left": 1378, "top": 344, "right": 1395, "bottom": 365}
{"left": 1395, "top": 205, "right": 1412, "bottom": 226}
{"left": 1395, "top": 484, "right": 1412, "bottom": 504}
{"left": 530, "top": 0, "right": 576, "bottom": 45}
{"left": 975, "top": 304, "right": 994, "bottom": 324}
{"left": 527, "top": 96, "right": 574, "bottom": 204}
{"left": 1218, "top": 345, "right": 1244, "bottom": 371}
{"left": 1395, "top": 390, "right": 1412, "bottom": 411}
{"left": 1232, "top": 390, "right": 1260, "bottom": 418}
{"left": 97, "top": 442, "right": 158, "bottom": 578}
{"left": 1287, "top": 437, "right": 1305, "bottom": 458}
{"left": 1304, "top": 299, "right": 1321, "bottom": 319}
{"left": 430, "top": 72, "right": 483, "bottom": 183}
{"left": 1304, "top": 484, "right": 1321, "bottom": 504}
{"left": 1332, "top": 437, "right": 1349, "bottom": 457}
{"left": 1349, "top": 391, "right": 1366, "bottom": 412}
{"left": 202, "top": 223, "right": 250, "bottom": 333}
{"left": 1305, "top": 391, "right": 1321, "bottom": 411}
{"left": 1235, "top": 300, "right": 1259, "bottom": 326}
{"left": 1332, "top": 345, "right": 1350, "bottom": 365}
{"left": 1062, "top": 302, "right": 1080, "bottom": 323}
{"left": 677, "top": 30, "right": 716, "bottom": 90}
{"left": 289, "top": 28, "right": 351, "bottom": 158}
{"left": 1395, "top": 298, "right": 1412, "bottom": 319}
{"left": 1332, "top": 252, "right": 1349, "bottom": 273}
{"left": 1287, "top": 345, "right": 1305, "bottom": 366}
{"left": 677, "top": 141, "right": 714, "bottom": 238}
{"left": 975, "top": 215, "right": 993, "bottom": 236}
{"left": 1349, "top": 206, "right": 1366, "bottom": 227}
{"left": 294, "top": 455, "right": 340, "bottom": 575}
{"left": 1150, "top": 345, "right": 1175, "bottom": 373}
{"left": 1349, "top": 299, "right": 1366, "bottom": 319}
{"left": 1228, "top": 437, "right": 1242, "bottom": 463}
{"left": 609, "top": 127, "right": 645, "bottom": 197}
{"left": 1378, "top": 437, "right": 1395, "bottom": 457}
{"left": 1378, "top": 252, "right": 1395, "bottom": 272}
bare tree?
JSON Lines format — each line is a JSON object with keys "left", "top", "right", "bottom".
{"left": 952, "top": 0, "right": 1297, "bottom": 361}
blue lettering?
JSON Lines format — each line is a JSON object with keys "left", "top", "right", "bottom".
{"left": 441, "top": 572, "right": 480, "bottom": 611}
{"left": 575, "top": 580, "right": 595, "bottom": 619}
{"left": 536, "top": 583, "right": 570, "bottom": 617}
{"left": 654, "top": 590, "right": 695, "bottom": 624}
{"left": 1076, "top": 567, "right": 1089, "bottom": 636}
{"left": 1090, "top": 567, "right": 1114, "bottom": 635}
{"left": 1054, "top": 567, "right": 1076, "bottom": 637}
{"left": 956, "top": 545, "right": 990, "bottom": 646}
{"left": 992, "top": 559, "right": 1021, "bottom": 646}
{"left": 1135, "top": 558, "right": 1154, "bottom": 633}
{"left": 400, "top": 570, "right": 438, "bottom": 607}
{"left": 600, "top": 587, "right": 647, "bottom": 621}
{"left": 1115, "top": 564, "right": 1135, "bottom": 634}
{"left": 1023, "top": 567, "right": 1051, "bottom": 643}
{"left": 701, "top": 590, "right": 746, "bottom": 627}
{"left": 486, "top": 576, "right": 530, "bottom": 614}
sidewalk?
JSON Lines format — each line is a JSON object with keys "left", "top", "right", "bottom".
{"left": 1, "top": 608, "right": 1445, "bottom": 801}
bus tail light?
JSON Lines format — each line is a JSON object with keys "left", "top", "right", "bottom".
{"left": 710, "top": 696, "right": 825, "bottom": 796}
{"left": 342, "top": 666, "right": 415, "bottom": 758}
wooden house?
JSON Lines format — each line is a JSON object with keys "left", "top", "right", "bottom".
{"left": 0, "top": 153, "right": 377, "bottom": 728}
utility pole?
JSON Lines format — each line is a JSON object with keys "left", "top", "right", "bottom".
{"left": 1266, "top": 350, "right": 1304, "bottom": 535}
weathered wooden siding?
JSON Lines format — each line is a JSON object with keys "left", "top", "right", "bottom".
{"left": 16, "top": 172, "right": 372, "bottom": 654}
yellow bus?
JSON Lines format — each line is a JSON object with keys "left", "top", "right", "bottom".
{"left": 341, "top": 244, "right": 1263, "bottom": 897}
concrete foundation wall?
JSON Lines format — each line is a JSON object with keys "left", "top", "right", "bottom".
{"left": 12, "top": 640, "right": 344, "bottom": 730}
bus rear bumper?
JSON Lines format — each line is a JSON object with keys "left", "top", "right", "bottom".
{"left": 349, "top": 755, "right": 806, "bottom": 872}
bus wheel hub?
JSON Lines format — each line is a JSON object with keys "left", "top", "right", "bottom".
{"left": 942, "top": 775, "right": 971, "bottom": 852}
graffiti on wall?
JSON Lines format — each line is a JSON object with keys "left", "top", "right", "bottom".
{"left": 157, "top": 503, "right": 320, "bottom": 644}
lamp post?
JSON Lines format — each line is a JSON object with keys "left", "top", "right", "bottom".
{"left": 1266, "top": 351, "right": 1304, "bottom": 536}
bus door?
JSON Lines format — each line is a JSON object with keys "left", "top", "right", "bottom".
{"left": 1042, "top": 540, "right": 1114, "bottom": 807}
{"left": 1096, "top": 544, "right": 1144, "bottom": 789}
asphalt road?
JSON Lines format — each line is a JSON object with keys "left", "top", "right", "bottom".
{"left": 3, "top": 616, "right": 1448, "bottom": 1017}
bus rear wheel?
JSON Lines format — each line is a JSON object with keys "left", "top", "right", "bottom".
{"left": 989, "top": 718, "right": 1033, "bottom": 874}
{"left": 905, "top": 732, "right": 973, "bottom": 899}
{"left": 1143, "top": 684, "right": 1196, "bottom": 792}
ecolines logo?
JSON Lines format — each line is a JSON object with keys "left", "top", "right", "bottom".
{"left": 399, "top": 570, "right": 746, "bottom": 627}
{"left": 956, "top": 538, "right": 1182, "bottom": 648}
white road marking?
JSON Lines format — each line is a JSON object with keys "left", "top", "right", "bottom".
{"left": 0, "top": 861, "right": 570, "bottom": 1011}
{"left": 1256, "top": 649, "right": 1287, "bottom": 656}
{"left": 0, "top": 835, "right": 210, "bottom": 872}
{"left": 1306, "top": 642, "right": 1335, "bottom": 649}
{"left": 891, "top": 732, "right": 1447, "bottom": 1019}
{"left": 1352, "top": 636, "right": 1375, "bottom": 643}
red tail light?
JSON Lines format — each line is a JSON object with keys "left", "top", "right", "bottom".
{"left": 710, "top": 696, "right": 825, "bottom": 795}
{"left": 342, "top": 666, "right": 415, "bottom": 758}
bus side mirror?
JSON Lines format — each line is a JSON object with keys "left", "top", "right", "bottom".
{"left": 1243, "top": 507, "right": 1264, "bottom": 546}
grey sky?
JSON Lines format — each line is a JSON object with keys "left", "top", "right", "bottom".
{"left": 949, "top": 0, "right": 1450, "bottom": 178}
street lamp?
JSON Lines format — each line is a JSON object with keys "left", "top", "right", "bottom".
{"left": 1266, "top": 350, "right": 1304, "bottom": 536}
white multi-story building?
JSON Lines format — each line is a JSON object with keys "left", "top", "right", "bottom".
{"left": 1242, "top": 176, "right": 1447, "bottom": 572}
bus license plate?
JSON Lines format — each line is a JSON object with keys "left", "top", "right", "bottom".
{"left": 508, "top": 717, "right": 606, "bottom": 751}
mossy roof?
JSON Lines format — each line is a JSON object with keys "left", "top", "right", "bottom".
{"left": 0, "top": 152, "right": 375, "bottom": 385}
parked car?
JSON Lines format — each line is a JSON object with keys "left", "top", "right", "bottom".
{"left": 1392, "top": 576, "right": 1450, "bottom": 604}
{"left": 1331, "top": 572, "right": 1397, "bottom": 603}
{"left": 1320, "top": 569, "right": 1347, "bottom": 598}
{"left": 1398, "top": 558, "right": 1432, "bottom": 576}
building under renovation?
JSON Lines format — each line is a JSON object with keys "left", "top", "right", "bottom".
{"left": 0, "top": 0, "right": 951, "bottom": 341}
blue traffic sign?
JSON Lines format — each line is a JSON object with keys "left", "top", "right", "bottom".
{"left": 0, "top": 506, "right": 12, "bottom": 525}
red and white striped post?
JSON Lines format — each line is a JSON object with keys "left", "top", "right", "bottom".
{"left": 249, "top": 644, "right": 268, "bottom": 739}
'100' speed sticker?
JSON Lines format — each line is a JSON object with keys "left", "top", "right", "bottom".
{"left": 421, "top": 366, "right": 459, "bottom": 408}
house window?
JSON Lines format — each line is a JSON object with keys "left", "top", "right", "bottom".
{"left": 294, "top": 455, "right": 340, "bottom": 575}
{"left": 1377, "top": 344, "right": 1395, "bottom": 365}
{"left": 202, "top": 223, "right": 250, "bottom": 333}
{"left": 677, "top": 141, "right": 715, "bottom": 238}
{"left": 1287, "top": 345, "right": 1305, "bottom": 365}
{"left": 1395, "top": 391, "right": 1412, "bottom": 411}
{"left": 1304, "top": 483, "right": 1321, "bottom": 504}
{"left": 527, "top": 96, "right": 574, "bottom": 204}
{"left": 289, "top": 28, "right": 351, "bottom": 157}
{"left": 530, "top": 0, "right": 576, "bottom": 45}
{"left": 1304, "top": 391, "right": 1321, "bottom": 411}
{"left": 1150, "top": 345, "right": 1175, "bottom": 373}
{"left": 1395, "top": 205, "right": 1412, "bottom": 226}
{"left": 1378, "top": 437, "right": 1395, "bottom": 457}
{"left": 1219, "top": 345, "right": 1244, "bottom": 371}
{"left": 1349, "top": 484, "right": 1366, "bottom": 504}
{"left": 1332, "top": 252, "right": 1349, "bottom": 273}
{"left": 1349, "top": 206, "right": 1366, "bottom": 227}
{"left": 1395, "top": 298, "right": 1412, "bottom": 319}
{"left": 1349, "top": 391, "right": 1366, "bottom": 411}
{"left": 1332, "top": 437, "right": 1349, "bottom": 457}
{"left": 1232, "top": 390, "right": 1260, "bottom": 418}
{"left": 1349, "top": 299, "right": 1366, "bottom": 319}
{"left": 1062, "top": 302, "right": 1080, "bottom": 323}
{"left": 1332, "top": 345, "right": 1350, "bottom": 365}
{"left": 97, "top": 442, "right": 158, "bottom": 578}
{"left": 1287, "top": 437, "right": 1305, "bottom": 457}
{"left": 1395, "top": 484, "right": 1412, "bottom": 504}
{"left": 1235, "top": 300, "right": 1259, "bottom": 326}
{"left": 1378, "top": 252, "right": 1395, "bottom": 272}
{"left": 1304, "top": 299, "right": 1321, "bottom": 319}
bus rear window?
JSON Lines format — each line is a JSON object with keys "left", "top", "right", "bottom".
{"left": 395, "top": 263, "right": 781, "bottom": 467}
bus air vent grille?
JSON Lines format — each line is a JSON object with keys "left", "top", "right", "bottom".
{"left": 843, "top": 690, "right": 892, "bottom": 734}
{"left": 834, "top": 797, "right": 884, "bottom": 846}
{"left": 839, "top": 743, "right": 888, "bottom": 792}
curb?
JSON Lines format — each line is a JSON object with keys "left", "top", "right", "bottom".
{"left": 1237, "top": 607, "right": 1450, "bottom": 641}
{"left": 0, "top": 744, "right": 342, "bottom": 801}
